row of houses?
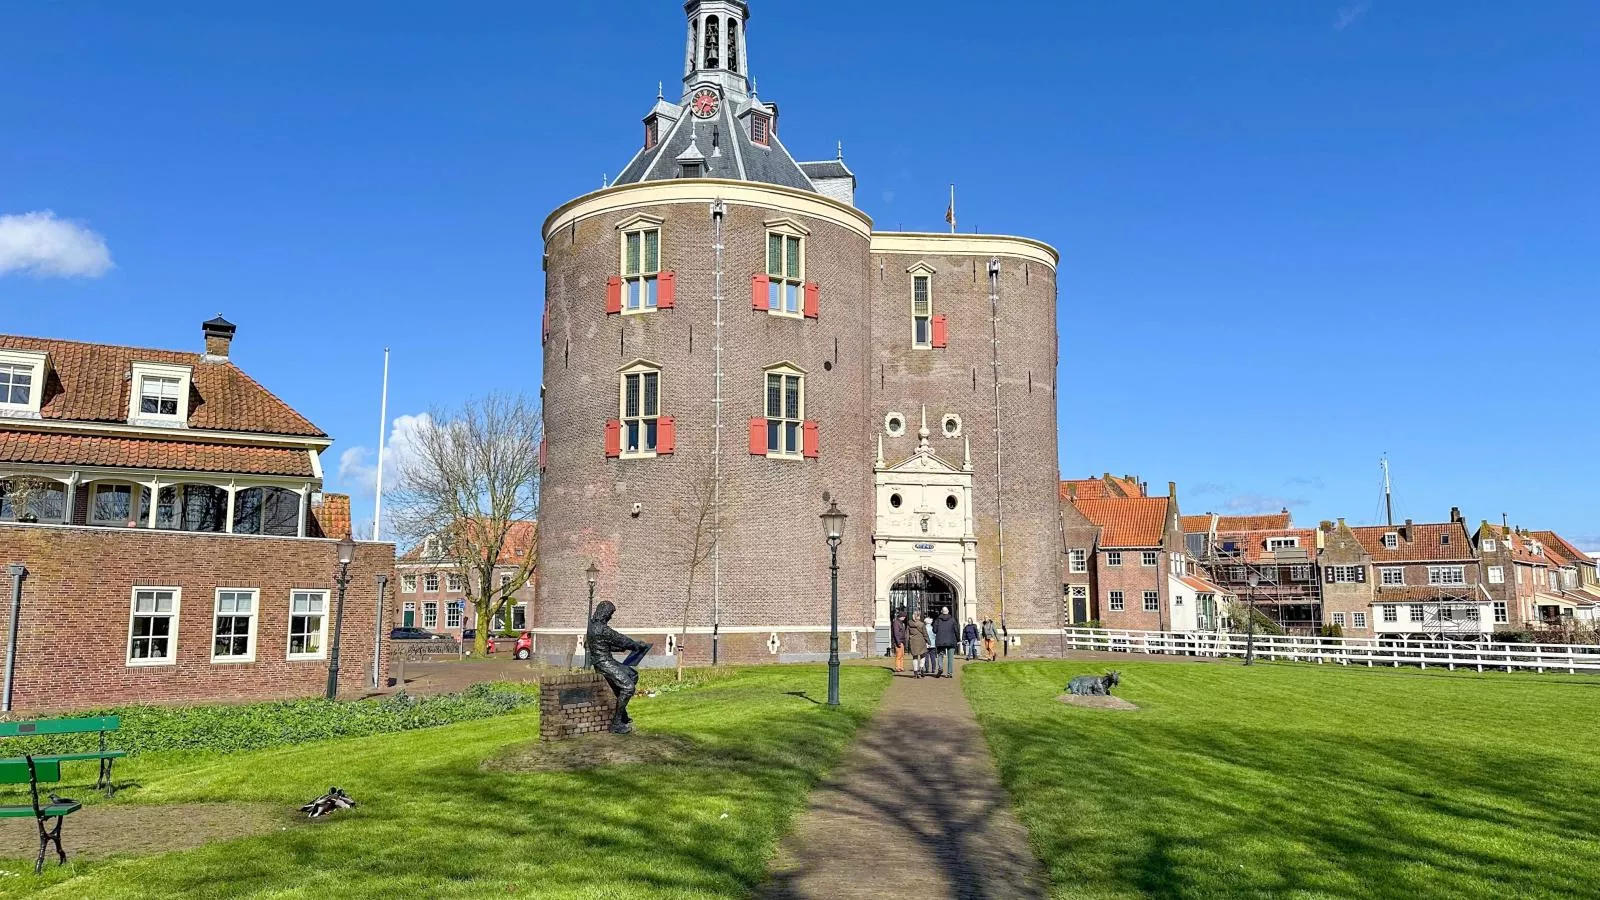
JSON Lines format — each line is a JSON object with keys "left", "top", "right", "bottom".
{"left": 1061, "top": 474, "right": 1600, "bottom": 640}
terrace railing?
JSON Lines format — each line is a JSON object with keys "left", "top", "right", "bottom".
{"left": 1060, "top": 627, "right": 1600, "bottom": 674}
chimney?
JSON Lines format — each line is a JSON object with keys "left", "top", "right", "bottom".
{"left": 1168, "top": 481, "right": 1177, "bottom": 500}
{"left": 1319, "top": 520, "right": 1334, "bottom": 531}
{"left": 202, "top": 315, "right": 237, "bottom": 361}
{"left": 1337, "top": 517, "right": 1346, "bottom": 528}
{"left": 1450, "top": 506, "right": 1462, "bottom": 523}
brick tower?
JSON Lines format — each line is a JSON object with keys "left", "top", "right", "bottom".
{"left": 536, "top": 1, "right": 1062, "bottom": 664}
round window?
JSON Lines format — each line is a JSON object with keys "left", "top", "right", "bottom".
{"left": 946, "top": 495, "right": 959, "bottom": 510}
{"left": 885, "top": 413, "right": 906, "bottom": 437}
{"left": 889, "top": 493, "right": 903, "bottom": 509}
{"left": 942, "top": 414, "right": 962, "bottom": 437}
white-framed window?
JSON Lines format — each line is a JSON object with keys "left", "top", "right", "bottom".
{"left": 1259, "top": 566, "right": 1278, "bottom": 583}
{"left": 1107, "top": 551, "right": 1123, "bottom": 567}
{"left": 1382, "top": 532, "right": 1399, "bottom": 549}
{"left": 401, "top": 574, "right": 417, "bottom": 593}
{"left": 1493, "top": 601, "right": 1508, "bottom": 623}
{"left": 1381, "top": 567, "right": 1405, "bottom": 586}
{"left": 1463, "top": 606, "right": 1480, "bottom": 621}
{"left": 766, "top": 230, "right": 804, "bottom": 316}
{"left": 620, "top": 364, "right": 662, "bottom": 457}
{"left": 1428, "top": 566, "right": 1466, "bottom": 586}
{"left": 0, "top": 362, "right": 35, "bottom": 409}
{"left": 1381, "top": 605, "right": 1398, "bottom": 623}
{"left": 1482, "top": 539, "right": 1497, "bottom": 553}
{"left": 424, "top": 572, "right": 439, "bottom": 592}
{"left": 1352, "top": 611, "right": 1367, "bottom": 628}
{"left": 1108, "top": 590, "right": 1124, "bottom": 611}
{"left": 1141, "top": 551, "right": 1158, "bottom": 567}
{"left": 228, "top": 486, "right": 301, "bottom": 536}
{"left": 1332, "top": 612, "right": 1346, "bottom": 627}
{"left": 1229, "top": 566, "right": 1247, "bottom": 581}
{"left": 211, "top": 589, "right": 258, "bottom": 662}
{"left": 446, "top": 573, "right": 464, "bottom": 592}
{"left": 446, "top": 601, "right": 463, "bottom": 629}
{"left": 941, "top": 414, "right": 961, "bottom": 438}
{"left": 621, "top": 225, "right": 661, "bottom": 313}
{"left": 288, "top": 591, "right": 329, "bottom": 659}
{"left": 89, "top": 483, "right": 139, "bottom": 526}
{"left": 884, "top": 412, "right": 906, "bottom": 437}
{"left": 0, "top": 477, "right": 68, "bottom": 524}
{"left": 1328, "top": 565, "right": 1364, "bottom": 583}
{"left": 1267, "top": 537, "right": 1299, "bottom": 551}
{"left": 140, "top": 376, "right": 181, "bottom": 417}
{"left": 750, "top": 111, "right": 771, "bottom": 146}
{"left": 764, "top": 366, "right": 804, "bottom": 457}
{"left": 423, "top": 602, "right": 438, "bottom": 628}
{"left": 1142, "top": 591, "right": 1159, "bottom": 612}
{"left": 1068, "top": 549, "right": 1087, "bottom": 574}
{"left": 128, "top": 587, "right": 179, "bottom": 665}
{"left": 1290, "top": 565, "right": 1311, "bottom": 581}
{"left": 912, "top": 274, "right": 932, "bottom": 347}
{"left": 1487, "top": 566, "right": 1504, "bottom": 585}
{"left": 1409, "top": 605, "right": 1425, "bottom": 622}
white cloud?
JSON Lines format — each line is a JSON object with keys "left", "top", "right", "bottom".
{"left": 337, "top": 412, "right": 433, "bottom": 494}
{"left": 0, "top": 211, "right": 114, "bottom": 278}
{"left": 1335, "top": 1, "right": 1371, "bottom": 30}
{"left": 1222, "top": 494, "right": 1308, "bottom": 514}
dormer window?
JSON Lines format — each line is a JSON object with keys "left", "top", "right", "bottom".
{"left": 1266, "top": 537, "right": 1300, "bottom": 551}
{"left": 1440, "top": 533, "right": 1450, "bottom": 545}
{"left": 128, "top": 362, "right": 192, "bottom": 425}
{"left": 1382, "top": 532, "right": 1398, "bottom": 549}
{"left": 0, "top": 349, "right": 48, "bottom": 417}
{"left": 0, "top": 364, "right": 33, "bottom": 408}
{"left": 751, "top": 113, "right": 771, "bottom": 147}
{"left": 679, "top": 161, "right": 704, "bottom": 179}
{"left": 645, "top": 117, "right": 659, "bottom": 150}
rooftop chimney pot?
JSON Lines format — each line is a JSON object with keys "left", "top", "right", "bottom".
{"left": 202, "top": 315, "right": 237, "bottom": 361}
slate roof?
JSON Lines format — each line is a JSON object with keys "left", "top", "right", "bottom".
{"left": 799, "top": 160, "right": 853, "bottom": 181}
{"left": 0, "top": 430, "right": 315, "bottom": 477}
{"left": 0, "top": 334, "right": 324, "bottom": 437}
{"left": 1351, "top": 521, "right": 1476, "bottom": 562}
{"left": 1072, "top": 496, "right": 1171, "bottom": 548}
{"left": 613, "top": 97, "right": 816, "bottom": 192}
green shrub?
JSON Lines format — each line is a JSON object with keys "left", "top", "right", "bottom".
{"left": 0, "top": 682, "right": 539, "bottom": 757}
{"left": 1320, "top": 623, "right": 1345, "bottom": 638}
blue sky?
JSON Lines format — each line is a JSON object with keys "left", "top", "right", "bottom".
{"left": 2, "top": 1, "right": 1596, "bottom": 547}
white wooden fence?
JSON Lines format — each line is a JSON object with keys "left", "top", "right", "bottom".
{"left": 1060, "top": 627, "right": 1600, "bottom": 674}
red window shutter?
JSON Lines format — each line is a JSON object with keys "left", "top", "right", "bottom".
{"left": 538, "top": 438, "right": 547, "bottom": 472}
{"left": 931, "top": 314, "right": 948, "bottom": 348}
{"left": 604, "top": 420, "right": 622, "bottom": 458}
{"left": 606, "top": 276, "right": 622, "bottom": 315}
{"left": 752, "top": 274, "right": 769, "bottom": 310}
{"left": 658, "top": 271, "right": 676, "bottom": 309}
{"left": 803, "top": 282, "right": 819, "bottom": 319}
{"left": 541, "top": 305, "right": 550, "bottom": 344}
{"left": 749, "top": 418, "right": 767, "bottom": 455}
{"left": 803, "top": 420, "right": 819, "bottom": 458}
{"left": 657, "top": 416, "right": 676, "bottom": 455}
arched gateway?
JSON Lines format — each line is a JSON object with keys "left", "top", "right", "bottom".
{"left": 890, "top": 568, "right": 960, "bottom": 622}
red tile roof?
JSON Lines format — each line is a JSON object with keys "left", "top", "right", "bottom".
{"left": 1215, "top": 527, "right": 1319, "bottom": 562}
{"left": 0, "top": 429, "right": 315, "bottom": 477}
{"left": 1215, "top": 511, "right": 1292, "bottom": 531}
{"left": 1072, "top": 496, "right": 1170, "bottom": 548}
{"left": 1374, "top": 585, "right": 1486, "bottom": 603}
{"left": 1530, "top": 531, "right": 1587, "bottom": 567}
{"left": 1179, "top": 514, "right": 1214, "bottom": 534}
{"left": 1352, "top": 521, "right": 1475, "bottom": 562}
{"left": 310, "top": 493, "right": 351, "bottom": 540}
{"left": 1478, "top": 524, "right": 1549, "bottom": 566}
{"left": 1180, "top": 573, "right": 1230, "bottom": 595}
{"left": 0, "top": 334, "right": 325, "bottom": 437}
{"left": 1059, "top": 475, "right": 1144, "bottom": 501}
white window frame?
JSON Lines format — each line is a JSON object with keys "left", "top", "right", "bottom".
{"left": 0, "top": 349, "right": 47, "bottom": 417}
{"left": 1487, "top": 566, "right": 1504, "bottom": 585}
{"left": 1381, "top": 605, "right": 1398, "bottom": 623}
{"left": 0, "top": 476, "right": 69, "bottom": 524}
{"left": 1382, "top": 532, "right": 1398, "bottom": 549}
{"left": 1409, "top": 605, "right": 1426, "bottom": 623}
{"left": 1380, "top": 567, "right": 1405, "bottom": 586}
{"left": 619, "top": 219, "right": 662, "bottom": 314}
{"left": 424, "top": 572, "right": 439, "bottom": 592}
{"left": 446, "top": 600, "right": 464, "bottom": 629}
{"left": 1107, "top": 551, "right": 1122, "bottom": 567}
{"left": 1352, "top": 611, "right": 1367, "bottom": 628}
{"left": 127, "top": 587, "right": 180, "bottom": 666}
{"left": 1142, "top": 590, "right": 1159, "bottom": 612}
{"left": 288, "top": 590, "right": 330, "bottom": 660}
{"left": 1493, "top": 601, "right": 1508, "bottom": 623}
{"left": 1266, "top": 537, "right": 1300, "bottom": 551}
{"left": 911, "top": 272, "right": 933, "bottom": 348}
{"left": 1290, "top": 564, "right": 1311, "bottom": 581}
{"left": 619, "top": 361, "right": 662, "bottom": 458}
{"left": 423, "top": 601, "right": 439, "bottom": 628}
{"left": 1068, "top": 549, "right": 1087, "bottom": 574}
{"left": 127, "top": 362, "right": 193, "bottom": 425}
{"left": 1482, "top": 539, "right": 1497, "bottom": 553}
{"left": 88, "top": 482, "right": 142, "bottom": 527}
{"left": 401, "top": 573, "right": 417, "bottom": 593}
{"left": 446, "top": 573, "right": 464, "bottom": 592}
{"left": 211, "top": 588, "right": 258, "bottom": 663}
{"left": 1428, "top": 565, "right": 1466, "bottom": 586}
{"left": 765, "top": 223, "right": 806, "bottom": 318}
{"left": 1331, "top": 612, "right": 1346, "bottom": 627}
{"left": 1108, "top": 590, "right": 1124, "bottom": 611}
{"left": 1141, "top": 551, "right": 1158, "bottom": 567}
{"left": 763, "top": 364, "right": 805, "bottom": 458}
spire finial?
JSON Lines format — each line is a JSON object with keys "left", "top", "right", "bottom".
{"left": 657, "top": 81, "right": 664, "bottom": 100}
{"left": 602, "top": 173, "right": 609, "bottom": 188}
{"left": 837, "top": 141, "right": 844, "bottom": 160}
{"left": 917, "top": 406, "right": 931, "bottom": 453}
{"left": 876, "top": 433, "right": 885, "bottom": 468}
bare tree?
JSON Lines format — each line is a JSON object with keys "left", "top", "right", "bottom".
{"left": 676, "top": 453, "right": 718, "bottom": 680}
{"left": 387, "top": 393, "right": 541, "bottom": 656}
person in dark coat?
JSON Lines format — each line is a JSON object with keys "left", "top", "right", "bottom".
{"left": 933, "top": 607, "right": 961, "bottom": 678}
{"left": 588, "top": 600, "right": 650, "bottom": 734}
{"left": 890, "top": 611, "right": 908, "bottom": 673}
{"left": 963, "top": 619, "right": 980, "bottom": 660}
{"left": 906, "top": 613, "right": 930, "bottom": 677}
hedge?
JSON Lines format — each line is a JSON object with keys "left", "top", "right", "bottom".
{"left": 0, "top": 682, "right": 540, "bottom": 757}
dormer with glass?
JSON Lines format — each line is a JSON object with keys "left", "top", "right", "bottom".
{"left": 0, "top": 349, "right": 49, "bottom": 418}
{"left": 129, "top": 361, "right": 193, "bottom": 426}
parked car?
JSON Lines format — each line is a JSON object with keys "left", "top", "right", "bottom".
{"left": 514, "top": 632, "right": 533, "bottom": 660}
{"left": 389, "top": 627, "right": 447, "bottom": 641}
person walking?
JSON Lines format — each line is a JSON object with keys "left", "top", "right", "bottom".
{"left": 890, "top": 611, "right": 908, "bottom": 673}
{"left": 933, "top": 606, "right": 960, "bottom": 678}
{"left": 963, "top": 619, "right": 980, "bottom": 660}
{"left": 981, "top": 618, "right": 999, "bottom": 662}
{"left": 923, "top": 614, "right": 940, "bottom": 677}
{"left": 906, "top": 613, "right": 930, "bottom": 678}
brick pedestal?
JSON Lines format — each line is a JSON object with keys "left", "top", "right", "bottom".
{"left": 539, "top": 672, "right": 618, "bottom": 741}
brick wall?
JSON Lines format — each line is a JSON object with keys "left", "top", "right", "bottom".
{"left": 0, "top": 523, "right": 394, "bottom": 712}
{"left": 539, "top": 672, "right": 617, "bottom": 741}
{"left": 1319, "top": 519, "right": 1375, "bottom": 636}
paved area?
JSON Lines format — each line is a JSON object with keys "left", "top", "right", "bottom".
{"left": 763, "top": 659, "right": 1048, "bottom": 899}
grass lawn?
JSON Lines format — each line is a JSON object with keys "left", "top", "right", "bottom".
{"left": 965, "top": 661, "right": 1600, "bottom": 899}
{"left": 0, "top": 665, "right": 888, "bottom": 899}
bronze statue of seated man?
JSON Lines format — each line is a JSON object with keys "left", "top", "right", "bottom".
{"left": 588, "top": 600, "right": 651, "bottom": 734}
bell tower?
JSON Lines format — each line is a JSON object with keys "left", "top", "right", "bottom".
{"left": 683, "top": 0, "right": 751, "bottom": 103}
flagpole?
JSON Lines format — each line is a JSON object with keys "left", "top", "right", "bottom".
{"left": 949, "top": 184, "right": 957, "bottom": 234}
{"left": 372, "top": 348, "right": 390, "bottom": 540}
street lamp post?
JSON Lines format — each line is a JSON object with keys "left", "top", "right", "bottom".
{"left": 584, "top": 562, "right": 600, "bottom": 667}
{"left": 371, "top": 574, "right": 387, "bottom": 689}
{"left": 326, "top": 535, "right": 358, "bottom": 700}
{"left": 1243, "top": 569, "right": 1259, "bottom": 666}
{"left": 820, "top": 500, "right": 848, "bottom": 708}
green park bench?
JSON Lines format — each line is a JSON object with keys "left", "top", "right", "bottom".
{"left": 0, "top": 716, "right": 125, "bottom": 796}
{"left": 0, "top": 757, "right": 81, "bottom": 873}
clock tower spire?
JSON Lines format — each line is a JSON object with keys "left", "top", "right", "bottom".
{"left": 683, "top": 0, "right": 751, "bottom": 104}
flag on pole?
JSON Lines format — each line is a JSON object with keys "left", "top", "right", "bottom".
{"left": 945, "top": 184, "right": 956, "bottom": 233}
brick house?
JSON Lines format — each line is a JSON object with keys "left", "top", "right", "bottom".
{"left": 0, "top": 318, "right": 393, "bottom": 711}
{"left": 1183, "top": 511, "right": 1322, "bottom": 634}
{"left": 396, "top": 521, "right": 537, "bottom": 640}
{"left": 1318, "top": 519, "right": 1375, "bottom": 637}
{"left": 1531, "top": 530, "right": 1600, "bottom": 622}
{"left": 1352, "top": 511, "right": 1490, "bottom": 641}
{"left": 1063, "top": 483, "right": 1188, "bottom": 631}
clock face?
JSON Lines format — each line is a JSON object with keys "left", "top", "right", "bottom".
{"left": 690, "top": 89, "right": 720, "bottom": 119}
